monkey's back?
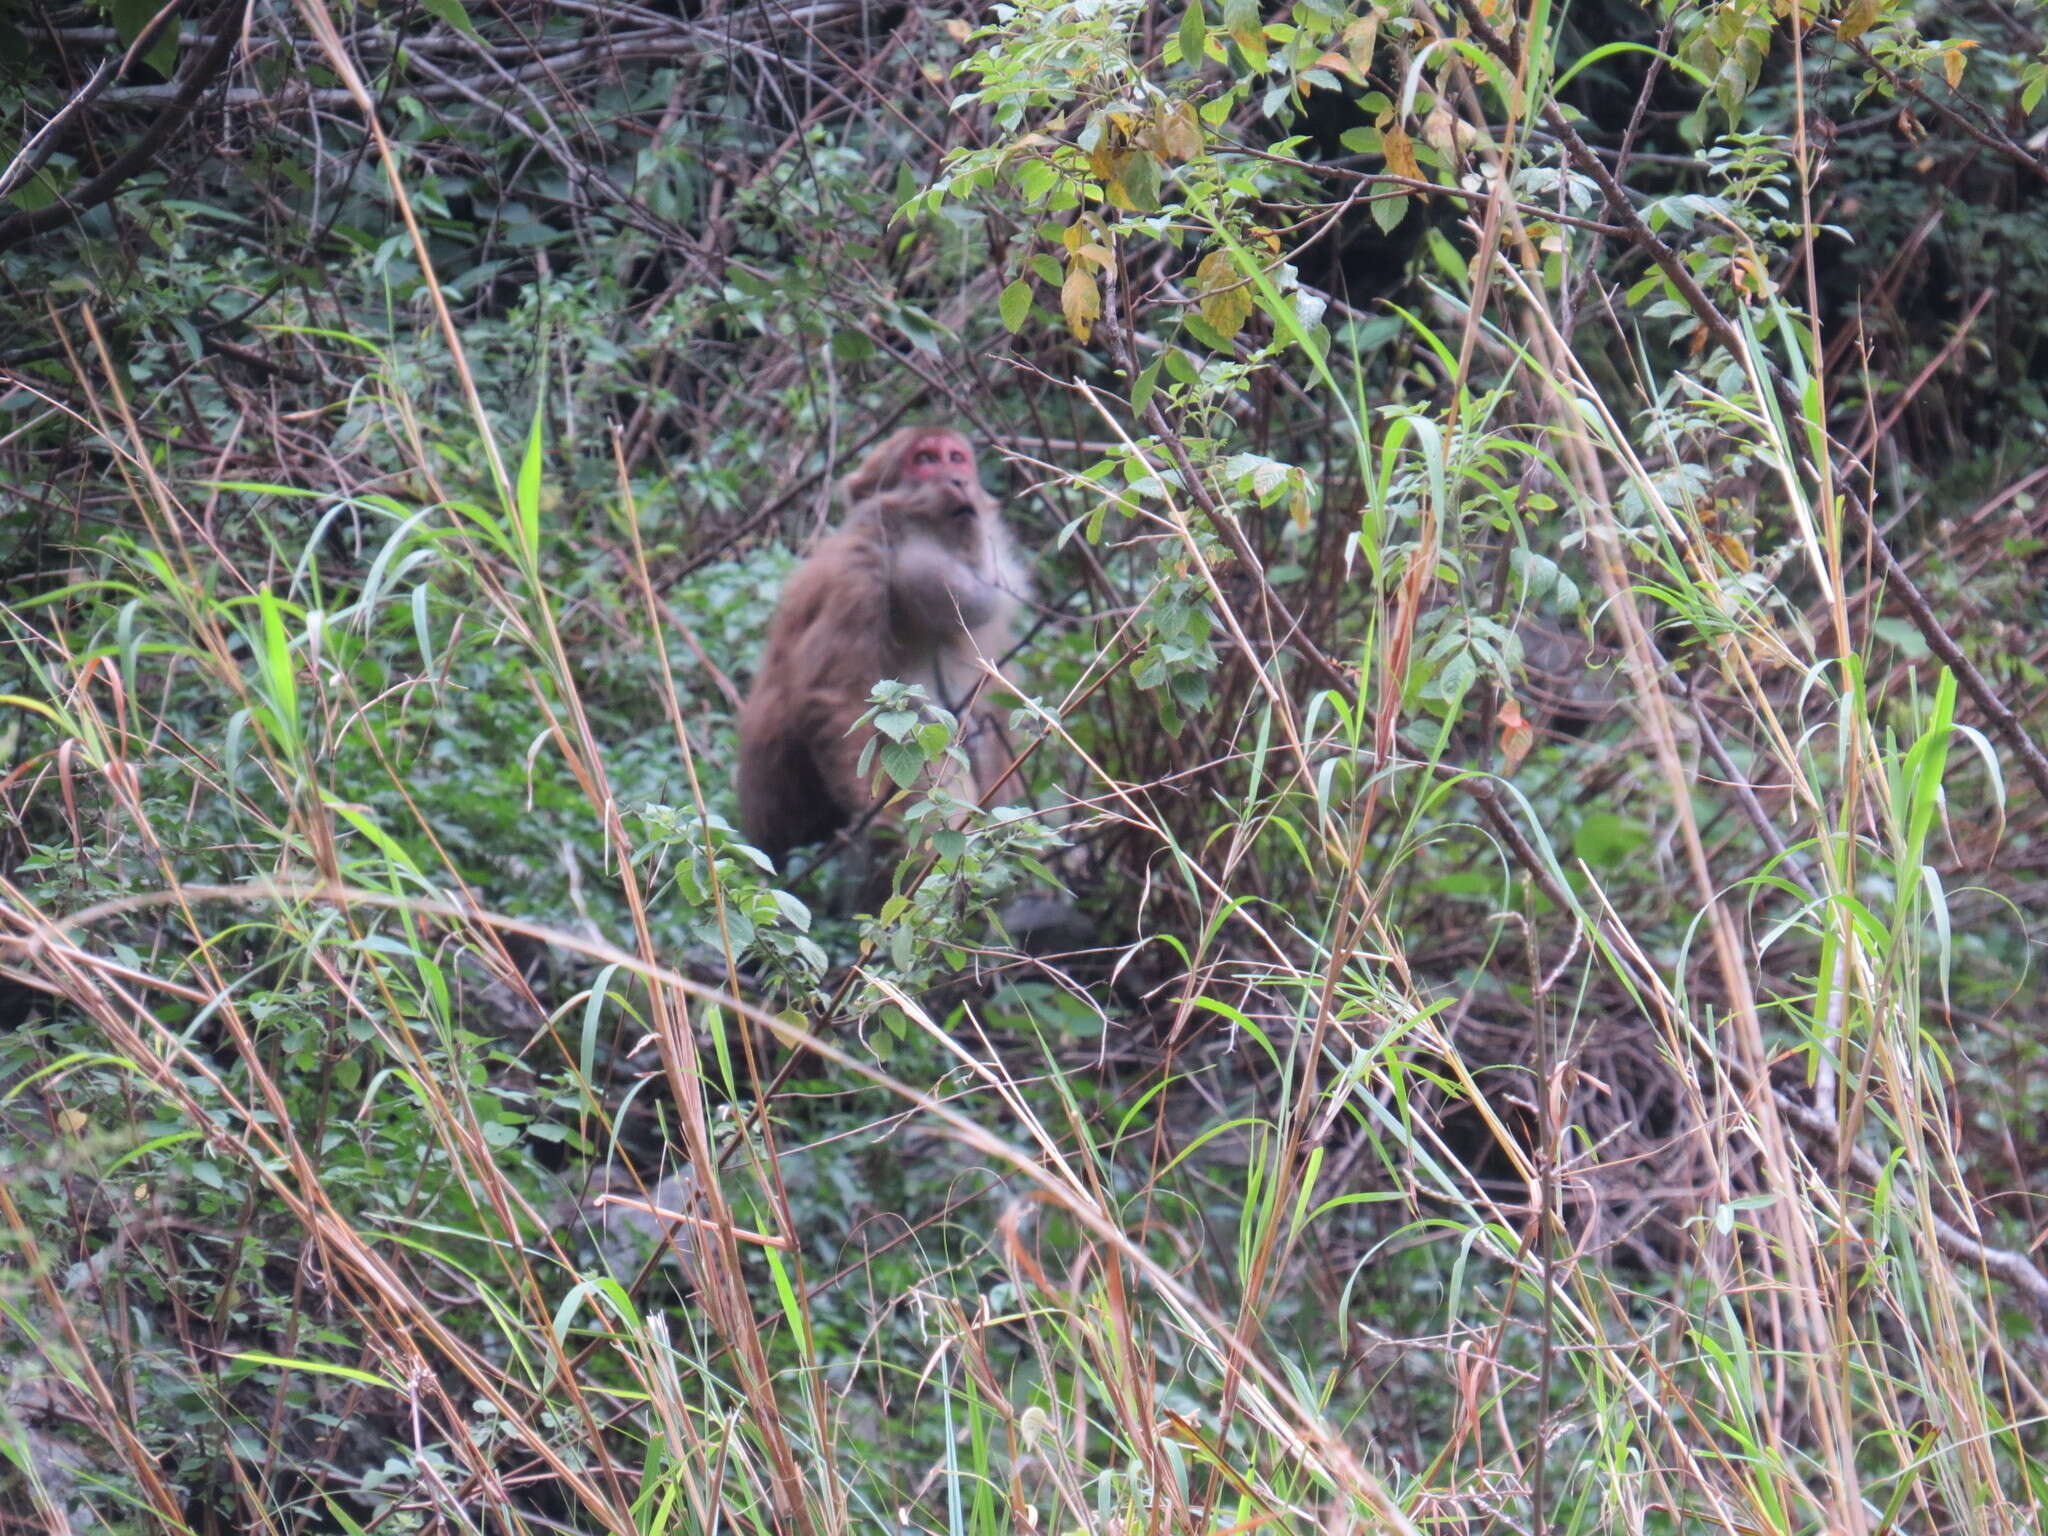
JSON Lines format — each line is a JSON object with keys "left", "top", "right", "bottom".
{"left": 737, "top": 520, "right": 899, "bottom": 856}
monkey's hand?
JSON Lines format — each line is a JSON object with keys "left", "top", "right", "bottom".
{"left": 890, "top": 539, "right": 1004, "bottom": 635}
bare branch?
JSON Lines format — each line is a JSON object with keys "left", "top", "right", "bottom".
{"left": 0, "top": 11, "right": 240, "bottom": 256}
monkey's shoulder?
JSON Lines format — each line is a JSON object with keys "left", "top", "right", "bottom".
{"left": 768, "top": 533, "right": 886, "bottom": 620}
{"left": 804, "top": 520, "right": 894, "bottom": 577}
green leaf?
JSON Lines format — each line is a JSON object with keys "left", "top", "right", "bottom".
{"left": 113, "top": 0, "right": 179, "bottom": 79}
{"left": 419, "top": 0, "right": 482, "bottom": 40}
{"left": 1178, "top": 3, "right": 1206, "bottom": 65}
{"left": 1424, "top": 226, "right": 1467, "bottom": 283}
{"left": 8, "top": 166, "right": 63, "bottom": 213}
{"left": 1223, "top": 0, "right": 1267, "bottom": 69}
{"left": 880, "top": 742, "right": 925, "bottom": 788}
{"left": 872, "top": 708, "right": 920, "bottom": 739}
{"left": 1871, "top": 616, "right": 1929, "bottom": 660}
{"left": 1130, "top": 357, "right": 1163, "bottom": 416}
{"left": 1572, "top": 812, "right": 1649, "bottom": 869}
{"left": 516, "top": 392, "right": 544, "bottom": 562}
{"left": 831, "top": 328, "right": 877, "bottom": 362}
{"left": 999, "top": 278, "right": 1033, "bottom": 333}
{"left": 1182, "top": 313, "right": 1232, "bottom": 352}
{"left": 254, "top": 589, "right": 300, "bottom": 753}
{"left": 325, "top": 800, "right": 422, "bottom": 877}
{"left": 763, "top": 1245, "right": 812, "bottom": 1352}
{"left": 230, "top": 1352, "right": 393, "bottom": 1390}
{"left": 1109, "top": 151, "right": 1161, "bottom": 212}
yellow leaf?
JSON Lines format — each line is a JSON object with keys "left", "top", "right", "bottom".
{"left": 1196, "top": 248, "right": 1253, "bottom": 338}
{"left": 942, "top": 18, "right": 972, "bottom": 41}
{"left": 1835, "top": 0, "right": 1881, "bottom": 42}
{"left": 1710, "top": 531, "right": 1753, "bottom": 572}
{"left": 1061, "top": 263, "right": 1101, "bottom": 342}
{"left": 57, "top": 1107, "right": 88, "bottom": 1136}
{"left": 1077, "top": 242, "right": 1115, "bottom": 270}
{"left": 1286, "top": 483, "right": 1311, "bottom": 531}
{"left": 1943, "top": 42, "right": 1973, "bottom": 89}
{"left": 1423, "top": 105, "right": 1477, "bottom": 161}
{"left": 1342, "top": 14, "right": 1378, "bottom": 73}
{"left": 1160, "top": 99, "right": 1203, "bottom": 161}
{"left": 1382, "top": 124, "right": 1422, "bottom": 182}
{"left": 1313, "top": 49, "right": 1362, "bottom": 82}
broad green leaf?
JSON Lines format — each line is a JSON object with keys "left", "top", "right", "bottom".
{"left": 113, "top": 0, "right": 178, "bottom": 79}
{"left": 1109, "top": 151, "right": 1160, "bottom": 212}
{"left": 1130, "top": 357, "right": 1163, "bottom": 416}
{"left": 420, "top": 0, "right": 482, "bottom": 40}
{"left": 999, "top": 278, "right": 1033, "bottom": 333}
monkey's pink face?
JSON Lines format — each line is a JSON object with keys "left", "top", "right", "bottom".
{"left": 903, "top": 434, "right": 978, "bottom": 495}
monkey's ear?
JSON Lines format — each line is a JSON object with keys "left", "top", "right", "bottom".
{"left": 840, "top": 463, "right": 883, "bottom": 503}
{"left": 841, "top": 427, "right": 917, "bottom": 504}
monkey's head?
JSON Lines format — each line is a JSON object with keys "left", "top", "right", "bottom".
{"left": 843, "top": 427, "right": 982, "bottom": 505}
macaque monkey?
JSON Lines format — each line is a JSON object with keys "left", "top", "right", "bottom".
{"left": 737, "top": 428, "right": 1025, "bottom": 861}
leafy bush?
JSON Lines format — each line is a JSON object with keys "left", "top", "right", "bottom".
{"left": 5, "top": 0, "right": 2048, "bottom": 1532}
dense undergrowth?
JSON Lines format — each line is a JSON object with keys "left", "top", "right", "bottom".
{"left": 3, "top": 0, "right": 2048, "bottom": 1532}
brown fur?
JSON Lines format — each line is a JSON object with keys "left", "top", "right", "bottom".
{"left": 737, "top": 430, "right": 1023, "bottom": 861}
